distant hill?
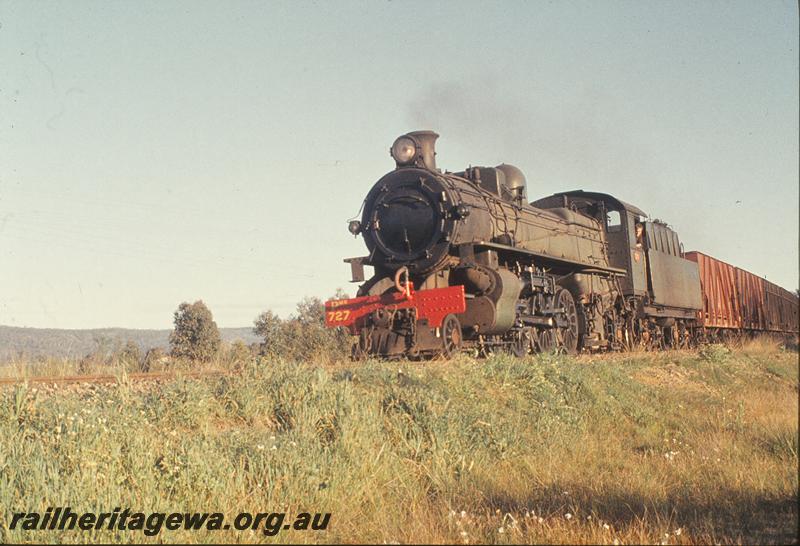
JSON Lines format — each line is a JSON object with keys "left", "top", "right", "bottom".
{"left": 0, "top": 325, "right": 260, "bottom": 360}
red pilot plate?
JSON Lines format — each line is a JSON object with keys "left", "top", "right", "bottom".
{"left": 325, "top": 285, "right": 466, "bottom": 332}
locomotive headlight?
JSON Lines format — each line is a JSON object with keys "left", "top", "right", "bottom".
{"left": 348, "top": 220, "right": 362, "bottom": 235}
{"left": 390, "top": 136, "right": 417, "bottom": 165}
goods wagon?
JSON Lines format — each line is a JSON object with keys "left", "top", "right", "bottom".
{"left": 685, "top": 251, "right": 798, "bottom": 334}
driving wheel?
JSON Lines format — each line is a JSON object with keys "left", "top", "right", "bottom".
{"left": 557, "top": 289, "right": 581, "bottom": 354}
{"left": 537, "top": 328, "right": 557, "bottom": 353}
{"left": 508, "top": 327, "right": 533, "bottom": 357}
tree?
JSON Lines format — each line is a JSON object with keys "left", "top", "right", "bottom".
{"left": 169, "top": 300, "right": 221, "bottom": 362}
{"left": 253, "top": 309, "right": 285, "bottom": 355}
{"left": 295, "top": 296, "right": 326, "bottom": 325}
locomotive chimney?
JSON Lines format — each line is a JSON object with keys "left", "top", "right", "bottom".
{"left": 390, "top": 130, "right": 440, "bottom": 170}
{"left": 407, "top": 130, "right": 439, "bottom": 171}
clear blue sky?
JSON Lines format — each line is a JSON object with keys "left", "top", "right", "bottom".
{"left": 1, "top": 1, "right": 797, "bottom": 329}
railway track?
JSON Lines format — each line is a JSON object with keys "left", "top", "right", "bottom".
{"left": 0, "top": 369, "right": 230, "bottom": 387}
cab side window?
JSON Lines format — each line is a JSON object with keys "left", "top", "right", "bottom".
{"left": 606, "top": 210, "right": 622, "bottom": 232}
{"left": 635, "top": 221, "right": 645, "bottom": 248}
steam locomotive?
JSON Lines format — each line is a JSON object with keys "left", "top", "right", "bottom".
{"left": 325, "top": 131, "right": 798, "bottom": 358}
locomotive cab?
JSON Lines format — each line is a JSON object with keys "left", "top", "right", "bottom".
{"left": 533, "top": 190, "right": 702, "bottom": 321}
{"left": 531, "top": 190, "right": 649, "bottom": 297}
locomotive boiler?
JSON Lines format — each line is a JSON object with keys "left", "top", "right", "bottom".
{"left": 325, "top": 131, "right": 798, "bottom": 358}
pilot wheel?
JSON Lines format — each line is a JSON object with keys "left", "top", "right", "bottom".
{"left": 440, "top": 314, "right": 463, "bottom": 358}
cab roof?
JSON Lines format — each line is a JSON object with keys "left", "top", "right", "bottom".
{"left": 541, "top": 190, "right": 648, "bottom": 219}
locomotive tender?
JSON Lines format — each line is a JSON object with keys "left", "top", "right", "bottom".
{"left": 325, "top": 131, "right": 799, "bottom": 358}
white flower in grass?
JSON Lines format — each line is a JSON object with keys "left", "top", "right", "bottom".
{"left": 674, "top": 528, "right": 682, "bottom": 536}
{"left": 460, "top": 510, "right": 467, "bottom": 519}
{"left": 603, "top": 523, "right": 610, "bottom": 530}
{"left": 565, "top": 513, "right": 572, "bottom": 520}
{"left": 498, "top": 527, "right": 505, "bottom": 534}
{"left": 256, "top": 444, "right": 265, "bottom": 450}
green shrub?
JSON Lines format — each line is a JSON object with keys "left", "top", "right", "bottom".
{"left": 253, "top": 294, "right": 352, "bottom": 362}
{"left": 698, "top": 343, "right": 732, "bottom": 363}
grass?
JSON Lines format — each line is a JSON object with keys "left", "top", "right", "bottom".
{"left": 0, "top": 352, "right": 231, "bottom": 379}
{"left": 0, "top": 338, "right": 797, "bottom": 544}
